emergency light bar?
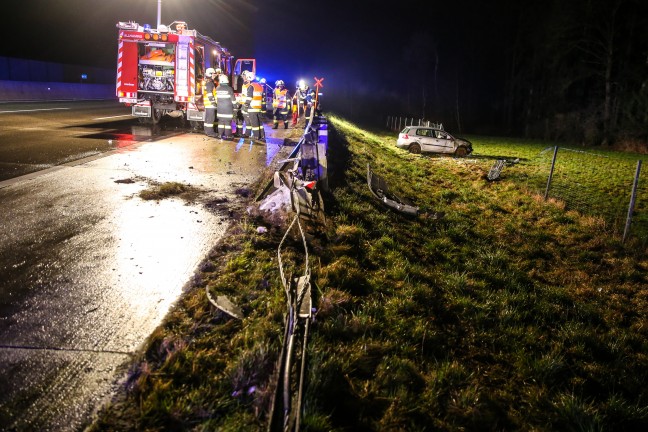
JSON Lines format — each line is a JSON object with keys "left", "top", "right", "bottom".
{"left": 117, "top": 21, "right": 138, "bottom": 30}
{"left": 144, "top": 33, "right": 169, "bottom": 42}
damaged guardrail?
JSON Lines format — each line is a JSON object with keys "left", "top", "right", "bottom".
{"left": 367, "top": 164, "right": 445, "bottom": 220}
{"left": 257, "top": 115, "right": 328, "bottom": 219}
{"left": 367, "top": 163, "right": 419, "bottom": 216}
{"left": 258, "top": 91, "right": 326, "bottom": 431}
{"left": 267, "top": 206, "right": 313, "bottom": 431}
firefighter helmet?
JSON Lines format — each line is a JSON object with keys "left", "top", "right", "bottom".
{"left": 242, "top": 70, "right": 254, "bottom": 82}
{"left": 275, "top": 80, "right": 284, "bottom": 87}
{"left": 219, "top": 74, "right": 229, "bottom": 84}
{"left": 206, "top": 68, "right": 216, "bottom": 76}
{"left": 215, "top": 68, "right": 222, "bottom": 74}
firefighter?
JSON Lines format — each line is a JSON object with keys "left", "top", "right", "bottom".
{"left": 242, "top": 70, "right": 266, "bottom": 141}
{"left": 233, "top": 97, "right": 245, "bottom": 138}
{"left": 202, "top": 68, "right": 218, "bottom": 138}
{"left": 216, "top": 74, "right": 235, "bottom": 139}
{"left": 291, "top": 83, "right": 299, "bottom": 126}
{"left": 238, "top": 71, "right": 252, "bottom": 138}
{"left": 296, "top": 81, "right": 315, "bottom": 118}
{"left": 272, "top": 80, "right": 290, "bottom": 129}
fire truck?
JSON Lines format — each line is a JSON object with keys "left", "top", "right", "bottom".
{"left": 116, "top": 20, "right": 256, "bottom": 125}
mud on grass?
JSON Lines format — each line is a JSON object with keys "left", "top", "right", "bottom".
{"left": 136, "top": 178, "right": 255, "bottom": 222}
{"left": 92, "top": 115, "right": 648, "bottom": 431}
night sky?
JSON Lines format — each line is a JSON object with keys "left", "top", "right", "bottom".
{"left": 3, "top": 0, "right": 500, "bottom": 88}
{"left": 4, "top": 0, "right": 648, "bottom": 137}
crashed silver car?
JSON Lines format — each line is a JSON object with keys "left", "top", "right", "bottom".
{"left": 396, "top": 126, "right": 473, "bottom": 156}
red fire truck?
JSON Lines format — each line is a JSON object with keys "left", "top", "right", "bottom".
{"left": 116, "top": 20, "right": 256, "bottom": 125}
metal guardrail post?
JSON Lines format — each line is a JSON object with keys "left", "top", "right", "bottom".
{"left": 544, "top": 146, "right": 559, "bottom": 201}
{"left": 623, "top": 160, "right": 642, "bottom": 243}
{"left": 316, "top": 117, "right": 328, "bottom": 192}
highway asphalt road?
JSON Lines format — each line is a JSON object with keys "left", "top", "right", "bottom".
{"left": 0, "top": 100, "right": 297, "bottom": 430}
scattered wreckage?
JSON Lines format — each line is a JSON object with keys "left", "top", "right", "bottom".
{"left": 366, "top": 164, "right": 445, "bottom": 220}
{"left": 487, "top": 158, "right": 520, "bottom": 181}
{"left": 367, "top": 164, "right": 420, "bottom": 216}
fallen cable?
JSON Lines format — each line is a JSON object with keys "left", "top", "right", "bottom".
{"left": 273, "top": 200, "right": 312, "bottom": 431}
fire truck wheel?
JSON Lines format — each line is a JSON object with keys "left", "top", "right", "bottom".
{"left": 151, "top": 108, "right": 162, "bottom": 125}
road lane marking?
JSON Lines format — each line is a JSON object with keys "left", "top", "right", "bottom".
{"left": 0, "top": 107, "right": 71, "bottom": 114}
{"left": 92, "top": 114, "right": 133, "bottom": 120}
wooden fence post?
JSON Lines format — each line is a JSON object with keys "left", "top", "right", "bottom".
{"left": 623, "top": 160, "right": 642, "bottom": 243}
{"left": 544, "top": 146, "right": 559, "bottom": 201}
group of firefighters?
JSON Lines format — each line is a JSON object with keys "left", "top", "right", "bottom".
{"left": 202, "top": 68, "right": 316, "bottom": 140}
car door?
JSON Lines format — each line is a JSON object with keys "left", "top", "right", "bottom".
{"left": 432, "top": 130, "right": 455, "bottom": 154}
{"left": 417, "top": 128, "right": 441, "bottom": 153}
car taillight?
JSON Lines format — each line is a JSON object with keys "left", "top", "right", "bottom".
{"left": 403, "top": 134, "right": 409, "bottom": 139}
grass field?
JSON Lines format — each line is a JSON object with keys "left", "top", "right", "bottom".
{"left": 91, "top": 115, "right": 648, "bottom": 431}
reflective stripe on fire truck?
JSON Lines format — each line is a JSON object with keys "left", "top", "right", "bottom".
{"left": 116, "top": 39, "right": 123, "bottom": 97}
{"left": 116, "top": 35, "right": 139, "bottom": 102}
{"left": 175, "top": 36, "right": 194, "bottom": 102}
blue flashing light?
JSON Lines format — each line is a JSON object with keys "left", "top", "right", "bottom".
{"left": 143, "top": 24, "right": 151, "bottom": 32}
{"left": 81, "top": 74, "right": 88, "bottom": 80}
{"left": 259, "top": 77, "right": 266, "bottom": 83}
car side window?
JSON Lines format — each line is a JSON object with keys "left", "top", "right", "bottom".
{"left": 417, "top": 129, "right": 429, "bottom": 137}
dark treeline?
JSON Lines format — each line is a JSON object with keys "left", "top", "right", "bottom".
{"left": 328, "top": 0, "right": 648, "bottom": 148}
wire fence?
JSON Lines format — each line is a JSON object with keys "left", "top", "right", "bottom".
{"left": 526, "top": 147, "right": 647, "bottom": 245}
{"left": 386, "top": 116, "right": 443, "bottom": 132}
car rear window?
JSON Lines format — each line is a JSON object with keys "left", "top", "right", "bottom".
{"left": 400, "top": 127, "right": 410, "bottom": 134}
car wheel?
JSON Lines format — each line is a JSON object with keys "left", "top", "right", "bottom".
{"left": 455, "top": 146, "right": 467, "bottom": 157}
{"left": 408, "top": 143, "right": 422, "bottom": 154}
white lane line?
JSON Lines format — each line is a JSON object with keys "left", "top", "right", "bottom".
{"left": 0, "top": 107, "right": 71, "bottom": 114}
{"left": 93, "top": 114, "right": 133, "bottom": 120}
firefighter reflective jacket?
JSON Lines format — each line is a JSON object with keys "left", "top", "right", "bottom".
{"left": 216, "top": 83, "right": 235, "bottom": 116}
{"left": 249, "top": 82, "right": 264, "bottom": 112}
{"left": 273, "top": 87, "right": 288, "bottom": 109}
{"left": 203, "top": 79, "right": 217, "bottom": 108}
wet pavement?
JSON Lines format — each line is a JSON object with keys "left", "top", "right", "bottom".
{"left": 0, "top": 121, "right": 300, "bottom": 430}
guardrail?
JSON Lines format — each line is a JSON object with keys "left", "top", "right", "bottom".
{"left": 260, "top": 110, "right": 327, "bottom": 431}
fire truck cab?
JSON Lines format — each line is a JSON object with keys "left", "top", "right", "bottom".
{"left": 116, "top": 21, "right": 255, "bottom": 125}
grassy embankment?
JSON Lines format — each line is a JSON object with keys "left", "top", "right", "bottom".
{"left": 92, "top": 115, "right": 648, "bottom": 431}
